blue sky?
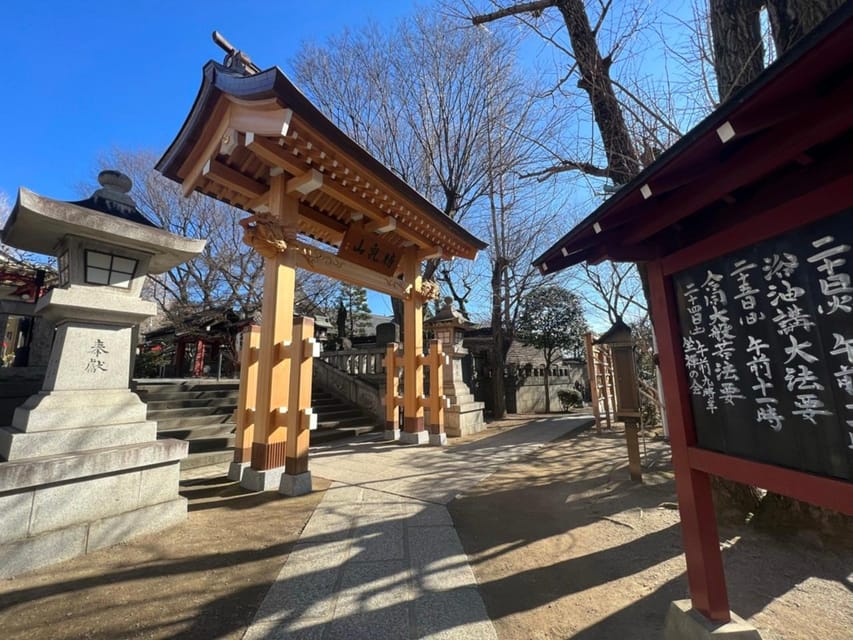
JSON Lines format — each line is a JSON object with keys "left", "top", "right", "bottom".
{"left": 3, "top": 1, "right": 698, "bottom": 319}
{"left": 3, "top": 2, "right": 422, "bottom": 315}
{"left": 2, "top": 1, "right": 417, "bottom": 202}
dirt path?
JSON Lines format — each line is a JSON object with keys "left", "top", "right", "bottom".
{"left": 449, "top": 426, "right": 853, "bottom": 640}
{"left": 0, "top": 471, "right": 330, "bottom": 640}
{"left": 0, "top": 421, "right": 850, "bottom": 639}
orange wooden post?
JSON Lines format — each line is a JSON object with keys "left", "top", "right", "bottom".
{"left": 282, "top": 316, "right": 316, "bottom": 495}
{"left": 241, "top": 175, "right": 297, "bottom": 491}
{"left": 401, "top": 248, "right": 428, "bottom": 444}
{"left": 384, "top": 341, "right": 402, "bottom": 440}
{"left": 427, "top": 338, "right": 447, "bottom": 445}
{"left": 228, "top": 324, "right": 260, "bottom": 481}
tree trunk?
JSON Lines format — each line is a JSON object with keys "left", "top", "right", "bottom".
{"left": 490, "top": 258, "right": 508, "bottom": 419}
{"left": 543, "top": 365, "right": 551, "bottom": 413}
{"left": 556, "top": 0, "right": 640, "bottom": 185}
{"left": 709, "top": 0, "right": 765, "bottom": 103}
{"left": 766, "top": 0, "right": 846, "bottom": 55}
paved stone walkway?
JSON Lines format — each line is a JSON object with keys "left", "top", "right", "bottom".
{"left": 243, "top": 415, "right": 593, "bottom": 640}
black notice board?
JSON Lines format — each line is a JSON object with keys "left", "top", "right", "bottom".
{"left": 672, "top": 208, "right": 853, "bottom": 481}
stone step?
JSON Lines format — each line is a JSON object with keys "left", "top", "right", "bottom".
{"left": 314, "top": 407, "right": 365, "bottom": 420}
{"left": 157, "top": 422, "right": 235, "bottom": 441}
{"left": 180, "top": 450, "right": 234, "bottom": 471}
{"left": 148, "top": 405, "right": 237, "bottom": 421}
{"left": 155, "top": 413, "right": 234, "bottom": 431}
{"left": 145, "top": 397, "right": 240, "bottom": 411}
{"left": 310, "top": 424, "right": 379, "bottom": 444}
{"left": 136, "top": 389, "right": 240, "bottom": 402}
{"left": 316, "top": 415, "right": 376, "bottom": 429}
{"left": 134, "top": 380, "right": 240, "bottom": 393}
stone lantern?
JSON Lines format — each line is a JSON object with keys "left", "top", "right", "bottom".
{"left": 424, "top": 297, "right": 484, "bottom": 436}
{"left": 0, "top": 171, "right": 205, "bottom": 577}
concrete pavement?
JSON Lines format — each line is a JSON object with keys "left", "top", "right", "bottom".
{"left": 243, "top": 414, "right": 594, "bottom": 640}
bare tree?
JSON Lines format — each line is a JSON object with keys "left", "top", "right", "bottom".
{"left": 293, "top": 12, "right": 530, "bottom": 326}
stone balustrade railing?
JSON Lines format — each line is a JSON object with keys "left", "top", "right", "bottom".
{"left": 319, "top": 348, "right": 387, "bottom": 377}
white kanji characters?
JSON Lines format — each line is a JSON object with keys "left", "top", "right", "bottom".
{"left": 808, "top": 236, "right": 853, "bottom": 315}
{"left": 773, "top": 304, "right": 816, "bottom": 335}
{"left": 756, "top": 398, "right": 784, "bottom": 432}
{"left": 784, "top": 365, "right": 824, "bottom": 392}
{"left": 762, "top": 252, "right": 798, "bottom": 281}
{"left": 746, "top": 336, "right": 772, "bottom": 378}
{"left": 767, "top": 279, "right": 805, "bottom": 307}
{"left": 792, "top": 393, "right": 832, "bottom": 424}
{"left": 784, "top": 334, "right": 819, "bottom": 364}
{"left": 701, "top": 270, "right": 726, "bottom": 306}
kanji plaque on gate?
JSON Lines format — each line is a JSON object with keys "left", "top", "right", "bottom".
{"left": 337, "top": 224, "right": 401, "bottom": 276}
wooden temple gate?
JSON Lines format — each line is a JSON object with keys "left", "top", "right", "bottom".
{"left": 157, "top": 56, "right": 485, "bottom": 494}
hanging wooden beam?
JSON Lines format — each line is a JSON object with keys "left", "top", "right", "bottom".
{"left": 230, "top": 104, "right": 293, "bottom": 137}
{"left": 203, "top": 159, "right": 267, "bottom": 198}
{"left": 288, "top": 239, "right": 408, "bottom": 299}
{"left": 287, "top": 169, "right": 324, "bottom": 195}
{"left": 365, "top": 216, "right": 396, "bottom": 234}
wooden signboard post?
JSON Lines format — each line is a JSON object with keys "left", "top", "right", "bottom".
{"left": 533, "top": 9, "right": 853, "bottom": 634}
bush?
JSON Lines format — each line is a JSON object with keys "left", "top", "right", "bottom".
{"left": 557, "top": 389, "right": 582, "bottom": 411}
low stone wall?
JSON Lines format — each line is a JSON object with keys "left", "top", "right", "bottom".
{"left": 512, "top": 366, "right": 586, "bottom": 414}
{"left": 0, "top": 439, "right": 187, "bottom": 578}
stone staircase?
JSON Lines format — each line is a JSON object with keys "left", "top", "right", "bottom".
{"left": 134, "top": 380, "right": 239, "bottom": 470}
{"left": 134, "top": 379, "right": 380, "bottom": 470}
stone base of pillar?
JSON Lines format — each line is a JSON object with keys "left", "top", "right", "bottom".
{"left": 399, "top": 430, "right": 429, "bottom": 445}
{"left": 241, "top": 465, "right": 286, "bottom": 492}
{"left": 663, "top": 601, "right": 764, "bottom": 640}
{"left": 227, "top": 461, "right": 251, "bottom": 482}
{"left": 429, "top": 432, "right": 447, "bottom": 446}
{"left": 383, "top": 429, "right": 401, "bottom": 441}
{"left": 444, "top": 400, "right": 485, "bottom": 438}
{"left": 0, "top": 439, "right": 188, "bottom": 579}
{"left": 280, "top": 471, "right": 312, "bottom": 496}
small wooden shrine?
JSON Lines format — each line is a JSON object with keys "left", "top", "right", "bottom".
{"left": 157, "top": 47, "right": 486, "bottom": 493}
{"left": 534, "top": 6, "right": 853, "bottom": 632}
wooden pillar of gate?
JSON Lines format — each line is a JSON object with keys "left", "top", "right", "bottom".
{"left": 427, "top": 338, "right": 446, "bottom": 445}
{"left": 241, "top": 175, "right": 298, "bottom": 491}
{"left": 228, "top": 324, "right": 260, "bottom": 481}
{"left": 385, "top": 342, "right": 402, "bottom": 440}
{"left": 401, "top": 248, "right": 427, "bottom": 444}
{"left": 281, "top": 316, "right": 316, "bottom": 495}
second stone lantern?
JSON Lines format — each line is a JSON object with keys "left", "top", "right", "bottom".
{"left": 425, "top": 297, "right": 484, "bottom": 437}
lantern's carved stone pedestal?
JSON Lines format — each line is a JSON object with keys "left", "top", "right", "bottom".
{"left": 0, "top": 171, "right": 204, "bottom": 578}
{"left": 441, "top": 347, "right": 485, "bottom": 437}
{"left": 424, "top": 298, "right": 484, "bottom": 438}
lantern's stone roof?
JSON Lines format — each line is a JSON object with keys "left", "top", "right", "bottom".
{"left": 70, "top": 170, "right": 158, "bottom": 228}
{"left": 1, "top": 171, "right": 206, "bottom": 274}
{"left": 426, "top": 297, "right": 473, "bottom": 328}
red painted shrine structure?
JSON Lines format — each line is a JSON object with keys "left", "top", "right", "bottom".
{"left": 534, "top": 7, "right": 853, "bottom": 624}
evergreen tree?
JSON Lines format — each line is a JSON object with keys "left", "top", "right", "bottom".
{"left": 337, "top": 284, "right": 371, "bottom": 337}
{"left": 517, "top": 286, "right": 588, "bottom": 413}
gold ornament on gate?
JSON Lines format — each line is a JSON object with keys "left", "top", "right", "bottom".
{"left": 239, "top": 213, "right": 293, "bottom": 259}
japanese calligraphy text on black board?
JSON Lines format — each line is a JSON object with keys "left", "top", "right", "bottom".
{"left": 673, "top": 209, "right": 853, "bottom": 481}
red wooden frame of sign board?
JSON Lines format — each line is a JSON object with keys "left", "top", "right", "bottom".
{"left": 532, "top": 6, "right": 853, "bottom": 623}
